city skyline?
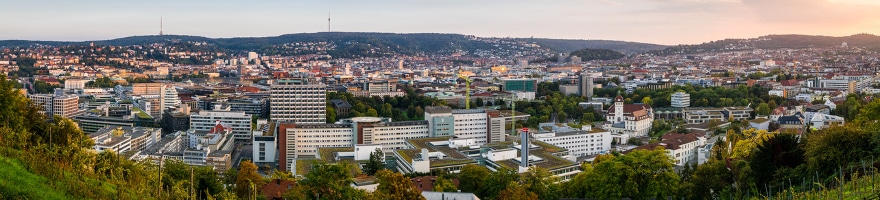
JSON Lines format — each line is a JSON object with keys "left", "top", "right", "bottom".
{"left": 1, "top": 0, "right": 879, "bottom": 45}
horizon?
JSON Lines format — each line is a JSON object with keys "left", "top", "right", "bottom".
{"left": 0, "top": 31, "right": 877, "bottom": 46}
{"left": 2, "top": 0, "right": 880, "bottom": 45}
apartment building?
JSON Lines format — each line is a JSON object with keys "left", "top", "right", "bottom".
{"left": 270, "top": 78, "right": 326, "bottom": 124}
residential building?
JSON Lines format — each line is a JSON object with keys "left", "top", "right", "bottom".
{"left": 253, "top": 124, "right": 276, "bottom": 165}
{"left": 190, "top": 110, "right": 253, "bottom": 141}
{"left": 270, "top": 78, "right": 326, "bottom": 124}
{"left": 671, "top": 92, "right": 690, "bottom": 108}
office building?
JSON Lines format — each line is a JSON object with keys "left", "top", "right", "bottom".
{"left": 28, "top": 92, "right": 81, "bottom": 118}
{"left": 88, "top": 126, "right": 161, "bottom": 153}
{"left": 532, "top": 126, "right": 611, "bottom": 157}
{"left": 604, "top": 95, "right": 653, "bottom": 139}
{"left": 190, "top": 110, "right": 253, "bottom": 141}
{"left": 671, "top": 92, "right": 690, "bottom": 108}
{"left": 277, "top": 117, "right": 430, "bottom": 171}
{"left": 270, "top": 78, "right": 326, "bottom": 124}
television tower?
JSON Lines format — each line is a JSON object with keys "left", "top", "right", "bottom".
{"left": 160, "top": 16, "right": 164, "bottom": 36}
{"left": 327, "top": 12, "right": 331, "bottom": 32}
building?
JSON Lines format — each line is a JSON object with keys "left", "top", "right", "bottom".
{"left": 161, "top": 107, "right": 191, "bottom": 134}
{"left": 682, "top": 107, "right": 753, "bottom": 124}
{"left": 253, "top": 124, "right": 277, "bottom": 165}
{"left": 65, "top": 79, "right": 88, "bottom": 90}
{"left": 604, "top": 95, "right": 653, "bottom": 139}
{"left": 132, "top": 83, "right": 164, "bottom": 95}
{"left": 451, "top": 109, "right": 489, "bottom": 145}
{"left": 580, "top": 73, "right": 594, "bottom": 99}
{"left": 190, "top": 110, "right": 253, "bottom": 141}
{"left": 228, "top": 98, "right": 267, "bottom": 118}
{"left": 502, "top": 79, "right": 537, "bottom": 93}
{"left": 89, "top": 126, "right": 161, "bottom": 153}
{"left": 329, "top": 99, "right": 352, "bottom": 117}
{"left": 486, "top": 110, "right": 506, "bottom": 143}
{"left": 532, "top": 125, "right": 611, "bottom": 157}
{"left": 424, "top": 106, "right": 495, "bottom": 145}
{"left": 183, "top": 123, "right": 235, "bottom": 171}
{"left": 28, "top": 92, "right": 81, "bottom": 118}
{"left": 670, "top": 92, "right": 690, "bottom": 108}
{"left": 632, "top": 132, "right": 707, "bottom": 166}
{"left": 270, "top": 78, "right": 326, "bottom": 124}
{"left": 366, "top": 80, "right": 397, "bottom": 93}
{"left": 277, "top": 117, "right": 430, "bottom": 171}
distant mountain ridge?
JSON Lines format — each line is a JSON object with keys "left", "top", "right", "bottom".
{"left": 0, "top": 32, "right": 666, "bottom": 56}
{"left": 647, "top": 34, "right": 880, "bottom": 55}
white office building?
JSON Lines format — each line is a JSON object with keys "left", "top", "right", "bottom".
{"left": 532, "top": 126, "right": 611, "bottom": 157}
{"left": 671, "top": 92, "right": 690, "bottom": 108}
{"left": 190, "top": 110, "right": 253, "bottom": 141}
{"left": 270, "top": 78, "right": 326, "bottom": 124}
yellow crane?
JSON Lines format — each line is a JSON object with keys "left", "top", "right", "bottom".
{"left": 458, "top": 70, "right": 473, "bottom": 109}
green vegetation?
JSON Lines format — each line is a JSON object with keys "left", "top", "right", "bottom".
{"left": 87, "top": 77, "right": 119, "bottom": 88}
{"left": 327, "top": 88, "right": 446, "bottom": 121}
{"left": 0, "top": 156, "right": 68, "bottom": 199}
{"left": 568, "top": 48, "right": 625, "bottom": 61}
{"left": 648, "top": 33, "right": 880, "bottom": 55}
{"left": 595, "top": 84, "right": 784, "bottom": 109}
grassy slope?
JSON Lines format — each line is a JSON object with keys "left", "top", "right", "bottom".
{"left": 0, "top": 156, "right": 70, "bottom": 199}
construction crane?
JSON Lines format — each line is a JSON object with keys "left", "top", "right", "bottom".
{"left": 458, "top": 69, "right": 473, "bottom": 109}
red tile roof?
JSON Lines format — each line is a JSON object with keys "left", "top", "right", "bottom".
{"left": 260, "top": 179, "right": 296, "bottom": 200}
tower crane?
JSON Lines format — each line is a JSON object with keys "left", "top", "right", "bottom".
{"left": 458, "top": 69, "right": 473, "bottom": 109}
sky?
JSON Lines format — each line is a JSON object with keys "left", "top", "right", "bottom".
{"left": 1, "top": 0, "right": 879, "bottom": 45}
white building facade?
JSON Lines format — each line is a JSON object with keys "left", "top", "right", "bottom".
{"left": 190, "top": 110, "right": 253, "bottom": 141}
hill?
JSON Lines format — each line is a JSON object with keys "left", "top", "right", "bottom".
{"left": 568, "top": 48, "right": 625, "bottom": 61}
{"left": 517, "top": 38, "right": 667, "bottom": 55}
{"left": 648, "top": 34, "right": 880, "bottom": 55}
{"left": 0, "top": 156, "right": 72, "bottom": 199}
{"left": 0, "top": 32, "right": 666, "bottom": 56}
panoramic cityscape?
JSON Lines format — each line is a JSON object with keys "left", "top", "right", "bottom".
{"left": 2, "top": 1, "right": 880, "bottom": 200}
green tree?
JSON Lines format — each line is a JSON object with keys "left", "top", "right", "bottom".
{"left": 755, "top": 102, "right": 770, "bottom": 116}
{"left": 480, "top": 168, "right": 519, "bottom": 199}
{"left": 433, "top": 177, "right": 458, "bottom": 192}
{"left": 364, "top": 148, "right": 385, "bottom": 176}
{"left": 458, "top": 164, "right": 490, "bottom": 193}
{"left": 366, "top": 108, "right": 379, "bottom": 117}
{"left": 326, "top": 106, "right": 337, "bottom": 123}
{"left": 562, "top": 149, "right": 680, "bottom": 199}
{"left": 521, "top": 167, "right": 561, "bottom": 200}
{"left": 475, "top": 98, "right": 484, "bottom": 107}
{"left": 804, "top": 124, "right": 873, "bottom": 175}
{"left": 299, "top": 162, "right": 365, "bottom": 199}
{"left": 373, "top": 169, "right": 426, "bottom": 200}
{"left": 641, "top": 96, "right": 652, "bottom": 105}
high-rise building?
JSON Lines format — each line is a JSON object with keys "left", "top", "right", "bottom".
{"left": 270, "top": 78, "right": 326, "bottom": 124}
{"left": 190, "top": 110, "right": 253, "bottom": 141}
{"left": 579, "top": 73, "right": 594, "bottom": 100}
{"left": 398, "top": 60, "right": 404, "bottom": 70}
{"left": 65, "top": 79, "right": 87, "bottom": 90}
{"left": 671, "top": 92, "right": 691, "bottom": 108}
{"left": 248, "top": 52, "right": 259, "bottom": 61}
